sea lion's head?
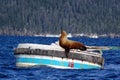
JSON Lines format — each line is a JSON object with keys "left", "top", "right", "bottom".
{"left": 61, "top": 30, "right": 67, "bottom": 37}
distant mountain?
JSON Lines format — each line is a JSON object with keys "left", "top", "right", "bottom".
{"left": 0, "top": 0, "right": 120, "bottom": 36}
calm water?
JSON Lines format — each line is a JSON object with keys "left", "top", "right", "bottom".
{"left": 0, "top": 36, "right": 120, "bottom": 80}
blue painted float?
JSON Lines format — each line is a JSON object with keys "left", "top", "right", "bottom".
{"left": 14, "top": 41, "right": 104, "bottom": 69}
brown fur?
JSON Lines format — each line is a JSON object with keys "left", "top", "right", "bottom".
{"left": 59, "top": 30, "right": 87, "bottom": 58}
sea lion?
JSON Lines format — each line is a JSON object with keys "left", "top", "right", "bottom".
{"left": 59, "top": 30, "right": 87, "bottom": 58}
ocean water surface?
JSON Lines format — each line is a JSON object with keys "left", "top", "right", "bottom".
{"left": 0, "top": 36, "right": 120, "bottom": 80}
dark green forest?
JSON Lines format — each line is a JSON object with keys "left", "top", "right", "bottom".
{"left": 0, "top": 0, "right": 120, "bottom": 36}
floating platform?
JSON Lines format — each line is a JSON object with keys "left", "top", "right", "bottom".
{"left": 14, "top": 42, "right": 104, "bottom": 69}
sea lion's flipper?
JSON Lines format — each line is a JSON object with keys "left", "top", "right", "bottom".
{"left": 65, "top": 49, "right": 70, "bottom": 58}
{"left": 79, "top": 46, "right": 87, "bottom": 51}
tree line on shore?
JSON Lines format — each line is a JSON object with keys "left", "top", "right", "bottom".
{"left": 0, "top": 0, "right": 120, "bottom": 36}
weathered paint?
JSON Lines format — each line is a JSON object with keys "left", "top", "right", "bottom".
{"left": 15, "top": 55, "right": 101, "bottom": 69}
